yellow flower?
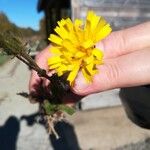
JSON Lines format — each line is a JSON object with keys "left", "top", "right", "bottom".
{"left": 48, "top": 11, "right": 112, "bottom": 85}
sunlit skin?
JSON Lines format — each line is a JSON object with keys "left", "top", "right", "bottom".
{"left": 29, "top": 21, "right": 150, "bottom": 104}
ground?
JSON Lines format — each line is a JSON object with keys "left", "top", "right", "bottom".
{"left": 0, "top": 59, "right": 150, "bottom": 150}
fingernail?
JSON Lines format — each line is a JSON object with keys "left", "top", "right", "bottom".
{"left": 96, "top": 42, "right": 104, "bottom": 51}
{"left": 73, "top": 73, "right": 89, "bottom": 94}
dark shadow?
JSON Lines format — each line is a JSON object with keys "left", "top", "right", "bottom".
{"left": 20, "top": 112, "right": 41, "bottom": 126}
{"left": 115, "top": 137, "right": 150, "bottom": 150}
{"left": 21, "top": 112, "right": 81, "bottom": 150}
{"left": 119, "top": 86, "right": 150, "bottom": 129}
{"left": 50, "top": 121, "right": 81, "bottom": 150}
{"left": 0, "top": 116, "right": 20, "bottom": 150}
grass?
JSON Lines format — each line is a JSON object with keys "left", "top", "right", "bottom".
{"left": 0, "top": 53, "right": 10, "bottom": 66}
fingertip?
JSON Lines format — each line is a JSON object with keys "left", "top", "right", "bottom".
{"left": 72, "top": 72, "right": 92, "bottom": 96}
{"left": 72, "top": 65, "right": 111, "bottom": 95}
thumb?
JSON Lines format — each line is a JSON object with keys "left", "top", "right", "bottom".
{"left": 72, "top": 61, "right": 118, "bottom": 95}
{"left": 72, "top": 49, "right": 150, "bottom": 95}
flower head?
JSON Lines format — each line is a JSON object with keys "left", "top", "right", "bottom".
{"left": 48, "top": 11, "right": 112, "bottom": 85}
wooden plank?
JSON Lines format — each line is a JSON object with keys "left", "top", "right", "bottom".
{"left": 79, "top": 89, "right": 121, "bottom": 110}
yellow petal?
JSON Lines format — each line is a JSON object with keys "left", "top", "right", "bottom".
{"left": 85, "top": 63, "right": 98, "bottom": 75}
{"left": 95, "top": 24, "right": 112, "bottom": 42}
{"left": 74, "top": 19, "right": 84, "bottom": 42}
{"left": 48, "top": 34, "right": 62, "bottom": 45}
{"left": 62, "top": 51, "right": 73, "bottom": 61}
{"left": 81, "top": 68, "right": 92, "bottom": 82}
{"left": 49, "top": 63, "right": 61, "bottom": 69}
{"left": 74, "top": 19, "right": 83, "bottom": 28}
{"left": 56, "top": 65, "right": 67, "bottom": 73}
{"left": 75, "top": 51, "right": 85, "bottom": 58}
{"left": 66, "top": 64, "right": 74, "bottom": 71}
{"left": 57, "top": 73, "right": 62, "bottom": 76}
{"left": 96, "top": 17, "right": 107, "bottom": 30}
{"left": 68, "top": 32, "right": 79, "bottom": 45}
{"left": 57, "top": 19, "right": 66, "bottom": 27}
{"left": 92, "top": 48, "right": 103, "bottom": 60}
{"left": 67, "top": 63, "right": 80, "bottom": 85}
{"left": 87, "top": 11, "right": 100, "bottom": 32}
{"left": 57, "top": 70, "right": 63, "bottom": 76}
{"left": 48, "top": 56, "right": 61, "bottom": 65}
{"left": 75, "top": 28, "right": 84, "bottom": 43}
{"left": 82, "top": 39, "right": 94, "bottom": 49}
{"left": 84, "top": 20, "right": 90, "bottom": 39}
{"left": 84, "top": 56, "right": 94, "bottom": 64}
{"left": 54, "top": 26, "right": 68, "bottom": 39}
{"left": 62, "top": 40, "right": 77, "bottom": 53}
{"left": 65, "top": 18, "right": 73, "bottom": 31}
{"left": 50, "top": 47, "right": 62, "bottom": 55}
{"left": 94, "top": 59, "right": 103, "bottom": 65}
{"left": 86, "top": 63, "right": 93, "bottom": 74}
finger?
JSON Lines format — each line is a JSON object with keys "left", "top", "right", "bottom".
{"left": 29, "top": 70, "right": 42, "bottom": 94}
{"left": 29, "top": 46, "right": 51, "bottom": 94}
{"left": 73, "top": 48, "right": 150, "bottom": 95}
{"left": 97, "top": 22, "right": 150, "bottom": 59}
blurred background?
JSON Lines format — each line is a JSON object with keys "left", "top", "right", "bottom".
{"left": 0, "top": 0, "right": 150, "bottom": 150}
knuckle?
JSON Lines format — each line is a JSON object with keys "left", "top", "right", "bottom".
{"left": 110, "top": 31, "right": 127, "bottom": 56}
{"left": 104, "top": 61, "right": 120, "bottom": 82}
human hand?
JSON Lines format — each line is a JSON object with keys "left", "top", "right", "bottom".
{"left": 73, "top": 22, "right": 150, "bottom": 95}
{"left": 29, "top": 46, "right": 82, "bottom": 104}
{"left": 29, "top": 22, "right": 150, "bottom": 102}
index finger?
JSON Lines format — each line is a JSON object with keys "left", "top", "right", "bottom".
{"left": 97, "top": 22, "right": 150, "bottom": 59}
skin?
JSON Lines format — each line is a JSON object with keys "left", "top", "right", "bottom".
{"left": 29, "top": 22, "right": 150, "bottom": 103}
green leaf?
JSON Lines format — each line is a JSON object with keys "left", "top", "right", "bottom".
{"left": 43, "top": 100, "right": 75, "bottom": 115}
{"left": 59, "top": 105, "right": 75, "bottom": 115}
{"left": 43, "top": 100, "right": 58, "bottom": 115}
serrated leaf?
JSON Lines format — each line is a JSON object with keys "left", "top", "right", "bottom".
{"left": 43, "top": 101, "right": 75, "bottom": 115}
{"left": 59, "top": 105, "right": 75, "bottom": 115}
{"left": 43, "top": 100, "right": 58, "bottom": 115}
